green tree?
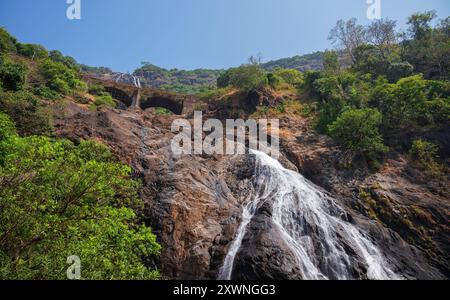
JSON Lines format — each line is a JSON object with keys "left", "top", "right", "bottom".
{"left": 218, "top": 64, "right": 268, "bottom": 93}
{"left": 0, "top": 57, "right": 28, "bottom": 91}
{"left": 403, "top": 11, "right": 449, "bottom": 79}
{"left": 323, "top": 50, "right": 341, "bottom": 74}
{"left": 217, "top": 68, "right": 234, "bottom": 88}
{"left": 0, "top": 135, "right": 160, "bottom": 280}
{"left": 313, "top": 70, "right": 369, "bottom": 132}
{"left": 382, "top": 75, "right": 429, "bottom": 130}
{"left": 328, "top": 108, "right": 388, "bottom": 158}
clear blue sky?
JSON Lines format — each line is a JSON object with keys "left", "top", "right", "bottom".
{"left": 1, "top": 0, "right": 449, "bottom": 72}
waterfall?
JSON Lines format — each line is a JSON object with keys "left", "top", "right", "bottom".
{"left": 114, "top": 73, "right": 141, "bottom": 88}
{"left": 219, "top": 150, "right": 400, "bottom": 280}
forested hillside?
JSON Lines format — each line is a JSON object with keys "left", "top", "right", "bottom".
{"left": 0, "top": 9, "right": 449, "bottom": 280}
{"left": 0, "top": 27, "right": 161, "bottom": 280}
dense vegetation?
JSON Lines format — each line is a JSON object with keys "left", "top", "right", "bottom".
{"left": 216, "top": 12, "right": 449, "bottom": 169}
{"left": 131, "top": 53, "right": 327, "bottom": 94}
{"left": 132, "top": 62, "right": 221, "bottom": 94}
{"left": 0, "top": 10, "right": 448, "bottom": 278}
{"left": 0, "top": 27, "right": 161, "bottom": 279}
{"left": 311, "top": 12, "right": 449, "bottom": 166}
{"left": 84, "top": 52, "right": 331, "bottom": 95}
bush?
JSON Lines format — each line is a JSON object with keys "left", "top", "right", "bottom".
{"left": 409, "top": 139, "right": 440, "bottom": 172}
{"left": 323, "top": 51, "right": 341, "bottom": 74}
{"left": 0, "top": 112, "right": 16, "bottom": 141}
{"left": 272, "top": 68, "right": 304, "bottom": 86}
{"left": 88, "top": 83, "right": 106, "bottom": 96}
{"left": 49, "top": 50, "right": 79, "bottom": 69}
{"left": 426, "top": 97, "right": 450, "bottom": 125}
{"left": 217, "top": 68, "right": 234, "bottom": 88}
{"left": 0, "top": 135, "right": 160, "bottom": 279}
{"left": 267, "top": 73, "right": 284, "bottom": 89}
{"left": 91, "top": 94, "right": 116, "bottom": 110}
{"left": 386, "top": 62, "right": 414, "bottom": 83}
{"left": 372, "top": 75, "right": 430, "bottom": 131}
{"left": 0, "top": 91, "right": 53, "bottom": 136}
{"left": 40, "top": 59, "right": 84, "bottom": 95}
{"left": 155, "top": 107, "right": 173, "bottom": 115}
{"left": 328, "top": 108, "right": 388, "bottom": 158}
{"left": 303, "top": 70, "right": 322, "bottom": 98}
{"left": 0, "top": 28, "right": 17, "bottom": 53}
{"left": 16, "top": 43, "right": 48, "bottom": 60}
{"left": 33, "top": 85, "right": 60, "bottom": 100}
{"left": 218, "top": 64, "right": 268, "bottom": 93}
{"left": 0, "top": 57, "right": 27, "bottom": 91}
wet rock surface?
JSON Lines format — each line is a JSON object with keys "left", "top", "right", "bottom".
{"left": 55, "top": 103, "right": 449, "bottom": 280}
{"left": 278, "top": 115, "right": 449, "bottom": 279}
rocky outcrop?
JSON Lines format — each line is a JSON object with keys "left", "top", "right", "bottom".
{"left": 278, "top": 115, "right": 449, "bottom": 279}
{"left": 54, "top": 100, "right": 449, "bottom": 280}
{"left": 55, "top": 103, "right": 248, "bottom": 279}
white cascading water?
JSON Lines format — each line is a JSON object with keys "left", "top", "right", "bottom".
{"left": 219, "top": 150, "right": 400, "bottom": 280}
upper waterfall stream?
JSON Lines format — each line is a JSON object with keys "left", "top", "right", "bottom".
{"left": 218, "top": 150, "right": 400, "bottom": 280}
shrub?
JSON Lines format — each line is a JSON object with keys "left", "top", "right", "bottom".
{"left": 155, "top": 107, "right": 173, "bottom": 115}
{"left": 272, "top": 68, "right": 304, "bottom": 86}
{"left": 219, "top": 64, "right": 268, "bottom": 93}
{"left": 372, "top": 75, "right": 430, "bottom": 131}
{"left": 301, "top": 103, "right": 314, "bottom": 117}
{"left": 0, "top": 28, "right": 17, "bottom": 53}
{"left": 33, "top": 85, "right": 61, "bottom": 100}
{"left": 88, "top": 83, "right": 106, "bottom": 95}
{"left": 91, "top": 94, "right": 116, "bottom": 110}
{"left": 426, "top": 80, "right": 450, "bottom": 99}
{"left": 267, "top": 73, "right": 284, "bottom": 89}
{"left": 426, "top": 97, "right": 450, "bottom": 125}
{"left": 0, "top": 112, "right": 16, "bottom": 141}
{"left": 49, "top": 50, "right": 79, "bottom": 69}
{"left": 409, "top": 139, "right": 440, "bottom": 172}
{"left": 328, "top": 108, "right": 388, "bottom": 159}
{"left": 303, "top": 70, "right": 322, "bottom": 98}
{"left": 0, "top": 91, "right": 53, "bottom": 136}
{"left": 323, "top": 50, "right": 341, "bottom": 74}
{"left": 16, "top": 43, "right": 48, "bottom": 60}
{"left": 0, "top": 57, "right": 27, "bottom": 91}
{"left": 40, "top": 59, "right": 83, "bottom": 95}
{"left": 386, "top": 62, "right": 414, "bottom": 83}
{"left": 217, "top": 68, "right": 234, "bottom": 88}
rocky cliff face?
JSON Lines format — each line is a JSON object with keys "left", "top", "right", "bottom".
{"left": 54, "top": 100, "right": 449, "bottom": 280}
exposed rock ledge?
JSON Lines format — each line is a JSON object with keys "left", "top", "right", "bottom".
{"left": 55, "top": 103, "right": 449, "bottom": 279}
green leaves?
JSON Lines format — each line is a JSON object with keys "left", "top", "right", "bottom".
{"left": 0, "top": 90, "right": 53, "bottom": 136}
{"left": 0, "top": 112, "right": 16, "bottom": 141}
{"left": 328, "top": 108, "right": 388, "bottom": 159}
{"left": 0, "top": 56, "right": 28, "bottom": 92}
{"left": 0, "top": 135, "right": 160, "bottom": 280}
{"left": 40, "top": 59, "right": 84, "bottom": 95}
{"left": 91, "top": 94, "right": 117, "bottom": 110}
{"left": 409, "top": 139, "right": 443, "bottom": 175}
{"left": 218, "top": 64, "right": 269, "bottom": 93}
{"left": 0, "top": 28, "right": 17, "bottom": 53}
